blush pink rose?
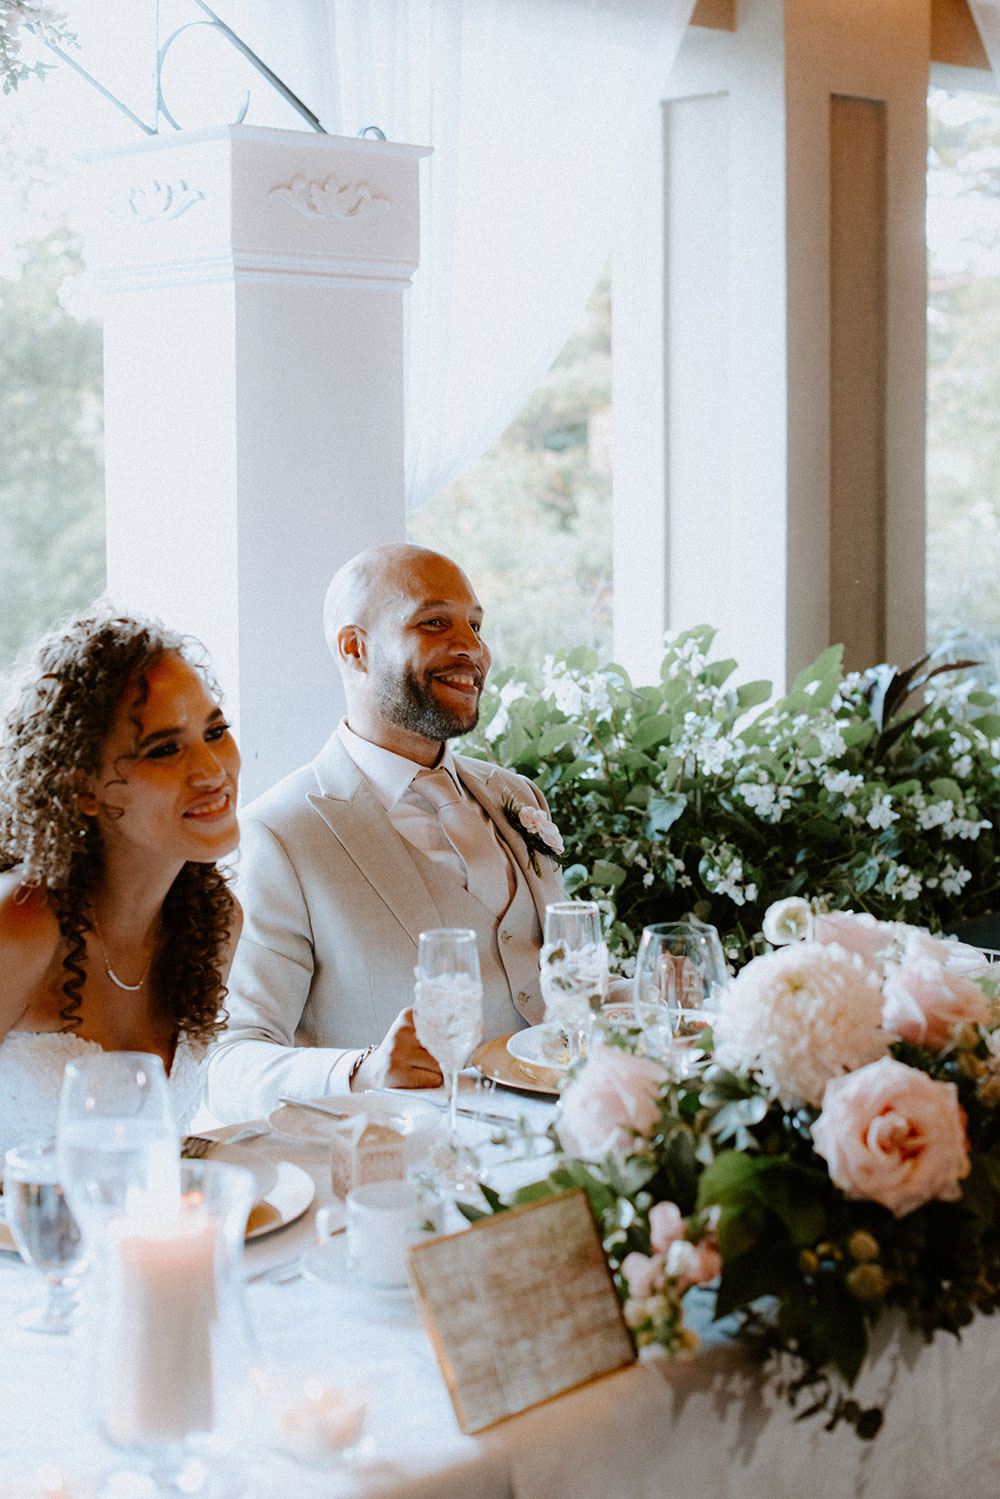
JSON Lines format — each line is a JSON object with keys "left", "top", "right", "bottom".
{"left": 882, "top": 958, "right": 990, "bottom": 1049}
{"left": 621, "top": 1251, "right": 665, "bottom": 1300}
{"left": 557, "top": 1043, "right": 665, "bottom": 1161}
{"left": 813, "top": 911, "right": 893, "bottom": 975}
{"left": 811, "top": 1056, "right": 970, "bottom": 1217}
{"left": 517, "top": 805, "right": 564, "bottom": 854}
{"left": 648, "top": 1201, "right": 685, "bottom": 1254}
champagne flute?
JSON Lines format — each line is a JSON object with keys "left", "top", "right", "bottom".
{"left": 634, "top": 920, "right": 729, "bottom": 1072}
{"left": 4, "top": 1137, "right": 86, "bottom": 1333}
{"left": 540, "top": 901, "right": 609, "bottom": 1063}
{"left": 56, "top": 1051, "right": 180, "bottom": 1248}
{"left": 413, "top": 929, "right": 484, "bottom": 1145}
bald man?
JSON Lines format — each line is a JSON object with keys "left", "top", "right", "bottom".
{"left": 205, "top": 544, "right": 564, "bottom": 1122}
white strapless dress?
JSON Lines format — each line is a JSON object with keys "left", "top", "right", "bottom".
{"left": 0, "top": 1030, "right": 205, "bottom": 1166}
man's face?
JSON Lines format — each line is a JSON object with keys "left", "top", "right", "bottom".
{"left": 363, "top": 555, "right": 491, "bottom": 744}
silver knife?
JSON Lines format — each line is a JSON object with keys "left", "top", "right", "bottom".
{"left": 369, "top": 1086, "right": 517, "bottom": 1128}
{"left": 278, "top": 1096, "right": 350, "bottom": 1120}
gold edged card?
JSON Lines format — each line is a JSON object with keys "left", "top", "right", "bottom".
{"left": 408, "top": 1189, "right": 635, "bottom": 1434}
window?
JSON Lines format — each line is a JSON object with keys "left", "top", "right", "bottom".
{"left": 409, "top": 264, "right": 612, "bottom": 672}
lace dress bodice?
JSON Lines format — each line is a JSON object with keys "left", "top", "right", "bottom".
{"left": 0, "top": 1030, "right": 205, "bottom": 1165}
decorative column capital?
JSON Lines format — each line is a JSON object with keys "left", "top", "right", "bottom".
{"left": 80, "top": 124, "right": 431, "bottom": 292}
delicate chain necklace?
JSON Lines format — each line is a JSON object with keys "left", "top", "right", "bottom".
{"left": 90, "top": 917, "right": 155, "bottom": 993}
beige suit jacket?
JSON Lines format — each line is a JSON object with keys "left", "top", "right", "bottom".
{"left": 205, "top": 732, "right": 564, "bottom": 1121}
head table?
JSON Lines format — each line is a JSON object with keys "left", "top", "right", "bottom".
{"left": 3, "top": 1076, "right": 1000, "bottom": 1499}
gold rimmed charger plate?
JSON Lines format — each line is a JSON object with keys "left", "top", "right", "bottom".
{"left": 471, "top": 1034, "right": 562, "bottom": 1096}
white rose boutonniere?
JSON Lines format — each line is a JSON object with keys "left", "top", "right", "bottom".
{"left": 501, "top": 796, "right": 564, "bottom": 875}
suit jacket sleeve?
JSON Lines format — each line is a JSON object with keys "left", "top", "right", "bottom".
{"left": 204, "top": 814, "right": 360, "bottom": 1121}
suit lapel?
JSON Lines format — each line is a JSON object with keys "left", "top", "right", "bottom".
{"left": 308, "top": 734, "right": 442, "bottom": 945}
{"left": 456, "top": 759, "right": 558, "bottom": 920}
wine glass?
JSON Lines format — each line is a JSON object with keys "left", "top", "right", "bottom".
{"left": 633, "top": 920, "right": 729, "bottom": 1072}
{"left": 540, "top": 901, "right": 609, "bottom": 1063}
{"left": 413, "top": 928, "right": 485, "bottom": 1161}
{"left": 56, "top": 1051, "right": 180, "bottom": 1248}
{"left": 4, "top": 1137, "right": 86, "bottom": 1334}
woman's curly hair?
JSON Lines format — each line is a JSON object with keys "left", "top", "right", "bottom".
{"left": 0, "top": 606, "right": 236, "bottom": 1042}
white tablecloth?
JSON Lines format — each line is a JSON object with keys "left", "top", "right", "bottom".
{"left": 3, "top": 1077, "right": 1000, "bottom": 1498}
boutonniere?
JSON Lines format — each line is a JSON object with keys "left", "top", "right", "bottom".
{"left": 501, "top": 797, "right": 565, "bottom": 875}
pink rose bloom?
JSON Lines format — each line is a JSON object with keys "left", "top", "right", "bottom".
{"left": 899, "top": 926, "right": 990, "bottom": 979}
{"left": 648, "top": 1201, "right": 685, "bottom": 1254}
{"left": 621, "top": 1251, "right": 665, "bottom": 1300}
{"left": 813, "top": 911, "right": 893, "bottom": 975}
{"left": 882, "top": 958, "right": 990, "bottom": 1049}
{"left": 557, "top": 1043, "right": 665, "bottom": 1161}
{"left": 811, "top": 1056, "right": 970, "bottom": 1217}
{"left": 517, "top": 805, "right": 564, "bottom": 854}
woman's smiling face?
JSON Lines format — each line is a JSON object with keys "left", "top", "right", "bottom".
{"left": 87, "top": 653, "right": 240, "bottom": 870}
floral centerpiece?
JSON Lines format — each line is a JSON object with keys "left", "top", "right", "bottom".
{"left": 466, "top": 630, "right": 1000, "bottom": 968}
{"left": 467, "top": 901, "right": 1000, "bottom": 1438}
{"left": 0, "top": 1, "right": 74, "bottom": 93}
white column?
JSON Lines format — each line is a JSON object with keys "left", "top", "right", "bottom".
{"left": 613, "top": 0, "right": 930, "bottom": 691}
{"left": 80, "top": 124, "right": 429, "bottom": 800}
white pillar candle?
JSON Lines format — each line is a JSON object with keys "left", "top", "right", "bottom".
{"left": 103, "top": 1212, "right": 218, "bottom": 1447}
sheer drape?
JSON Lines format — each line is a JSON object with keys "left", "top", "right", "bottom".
{"left": 247, "top": 0, "right": 696, "bottom": 511}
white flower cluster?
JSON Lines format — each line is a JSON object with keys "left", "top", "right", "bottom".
{"left": 483, "top": 679, "right": 528, "bottom": 743}
{"left": 540, "top": 657, "right": 613, "bottom": 721}
{"left": 737, "top": 774, "right": 795, "bottom": 824}
{"left": 714, "top": 942, "right": 889, "bottom": 1109}
{"left": 701, "top": 846, "right": 757, "bottom": 907}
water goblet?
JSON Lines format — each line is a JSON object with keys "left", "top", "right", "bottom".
{"left": 56, "top": 1051, "right": 180, "bottom": 1248}
{"left": 413, "top": 928, "right": 485, "bottom": 1176}
{"left": 633, "top": 920, "right": 729, "bottom": 1073}
{"left": 4, "top": 1136, "right": 86, "bottom": 1334}
{"left": 540, "top": 900, "right": 609, "bottom": 1063}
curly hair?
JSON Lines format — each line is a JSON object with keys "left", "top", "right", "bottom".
{"left": 0, "top": 606, "right": 236, "bottom": 1042}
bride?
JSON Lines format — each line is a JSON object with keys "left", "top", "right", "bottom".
{"left": 0, "top": 608, "right": 242, "bottom": 1162}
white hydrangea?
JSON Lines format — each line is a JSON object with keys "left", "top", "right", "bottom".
{"left": 915, "top": 799, "right": 954, "bottom": 830}
{"left": 866, "top": 794, "right": 899, "bottom": 830}
{"left": 823, "top": 769, "right": 864, "bottom": 797}
{"left": 940, "top": 863, "right": 973, "bottom": 896}
{"left": 714, "top": 942, "right": 889, "bottom": 1109}
{"left": 953, "top": 755, "right": 973, "bottom": 779}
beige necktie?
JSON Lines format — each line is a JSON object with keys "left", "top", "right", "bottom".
{"left": 413, "top": 767, "right": 512, "bottom": 916}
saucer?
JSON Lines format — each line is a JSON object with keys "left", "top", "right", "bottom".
{"left": 300, "top": 1236, "right": 417, "bottom": 1313}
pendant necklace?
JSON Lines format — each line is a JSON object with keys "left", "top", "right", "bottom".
{"left": 91, "top": 917, "right": 154, "bottom": 993}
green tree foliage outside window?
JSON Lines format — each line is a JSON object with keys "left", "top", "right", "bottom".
{"left": 0, "top": 217, "right": 104, "bottom": 684}
{"left": 410, "top": 266, "right": 612, "bottom": 672}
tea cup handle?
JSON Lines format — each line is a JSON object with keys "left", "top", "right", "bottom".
{"left": 315, "top": 1203, "right": 347, "bottom": 1243}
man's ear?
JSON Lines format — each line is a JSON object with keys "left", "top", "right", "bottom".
{"left": 337, "top": 624, "right": 368, "bottom": 673}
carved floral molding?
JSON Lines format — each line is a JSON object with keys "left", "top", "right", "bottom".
{"left": 112, "top": 180, "right": 206, "bottom": 223}
{"left": 269, "top": 175, "right": 391, "bottom": 220}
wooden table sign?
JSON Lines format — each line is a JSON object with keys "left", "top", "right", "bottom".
{"left": 408, "top": 1189, "right": 636, "bottom": 1433}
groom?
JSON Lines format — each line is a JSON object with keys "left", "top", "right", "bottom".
{"left": 206, "top": 543, "right": 565, "bottom": 1121}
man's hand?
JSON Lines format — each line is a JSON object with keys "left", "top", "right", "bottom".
{"left": 350, "top": 1007, "right": 443, "bottom": 1092}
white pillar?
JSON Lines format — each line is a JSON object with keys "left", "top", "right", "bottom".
{"left": 80, "top": 124, "right": 429, "bottom": 800}
{"left": 613, "top": 0, "right": 930, "bottom": 690}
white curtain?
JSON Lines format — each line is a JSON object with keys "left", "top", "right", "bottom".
{"left": 968, "top": 0, "right": 1000, "bottom": 72}
{"left": 247, "top": 0, "right": 696, "bottom": 511}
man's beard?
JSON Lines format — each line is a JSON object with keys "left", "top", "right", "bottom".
{"left": 371, "top": 663, "right": 479, "bottom": 741}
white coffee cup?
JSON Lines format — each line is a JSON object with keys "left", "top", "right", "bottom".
{"left": 343, "top": 1180, "right": 443, "bottom": 1288}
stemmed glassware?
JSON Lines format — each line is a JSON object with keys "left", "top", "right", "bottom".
{"left": 56, "top": 1051, "right": 180, "bottom": 1247}
{"left": 633, "top": 919, "right": 729, "bottom": 1072}
{"left": 540, "top": 900, "right": 609, "bottom": 1063}
{"left": 4, "top": 1136, "right": 87, "bottom": 1334}
{"left": 413, "top": 928, "right": 485, "bottom": 1170}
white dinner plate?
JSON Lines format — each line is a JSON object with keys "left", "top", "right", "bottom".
{"left": 266, "top": 1093, "right": 440, "bottom": 1148}
{"left": 186, "top": 1143, "right": 278, "bottom": 1205}
{"left": 245, "top": 1160, "right": 315, "bottom": 1241}
{"left": 506, "top": 1025, "right": 571, "bottom": 1072}
{"left": 300, "top": 1235, "right": 418, "bottom": 1316}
